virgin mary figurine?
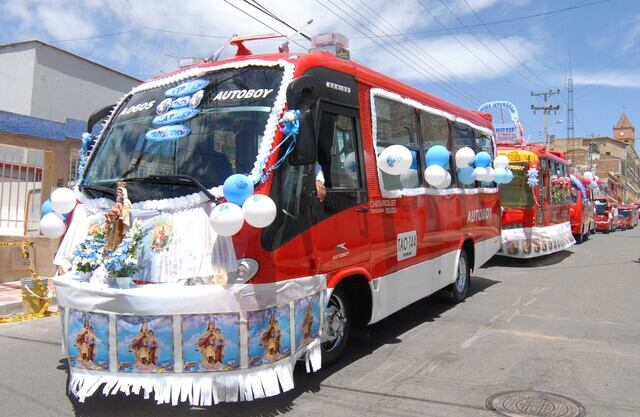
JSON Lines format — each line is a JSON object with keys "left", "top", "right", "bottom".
{"left": 105, "top": 182, "right": 131, "bottom": 251}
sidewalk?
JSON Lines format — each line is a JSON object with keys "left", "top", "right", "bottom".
{"left": 0, "top": 278, "right": 56, "bottom": 316}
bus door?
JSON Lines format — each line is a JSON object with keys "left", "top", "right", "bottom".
{"left": 311, "top": 103, "right": 370, "bottom": 273}
{"left": 537, "top": 159, "right": 548, "bottom": 226}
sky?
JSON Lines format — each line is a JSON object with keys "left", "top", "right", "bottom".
{"left": 2, "top": 0, "right": 640, "bottom": 154}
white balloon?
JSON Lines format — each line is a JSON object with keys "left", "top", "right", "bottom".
{"left": 40, "top": 212, "right": 66, "bottom": 238}
{"left": 424, "top": 165, "right": 447, "bottom": 188}
{"left": 583, "top": 171, "right": 594, "bottom": 180}
{"left": 51, "top": 187, "right": 76, "bottom": 214}
{"left": 377, "top": 145, "right": 413, "bottom": 175}
{"left": 473, "top": 167, "right": 488, "bottom": 181}
{"left": 440, "top": 171, "right": 452, "bottom": 189}
{"left": 485, "top": 167, "right": 496, "bottom": 181}
{"left": 493, "top": 155, "right": 510, "bottom": 170}
{"left": 455, "top": 147, "right": 475, "bottom": 168}
{"left": 242, "top": 194, "right": 277, "bottom": 228}
{"left": 210, "top": 203, "right": 244, "bottom": 236}
{"left": 594, "top": 175, "right": 600, "bottom": 181}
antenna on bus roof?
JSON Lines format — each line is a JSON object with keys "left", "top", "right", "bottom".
{"left": 278, "top": 19, "right": 313, "bottom": 53}
{"left": 207, "top": 33, "right": 238, "bottom": 62}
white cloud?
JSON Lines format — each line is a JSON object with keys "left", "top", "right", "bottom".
{"left": 573, "top": 71, "right": 640, "bottom": 88}
{"left": 356, "top": 34, "right": 541, "bottom": 82}
{"left": 35, "top": 4, "right": 96, "bottom": 40}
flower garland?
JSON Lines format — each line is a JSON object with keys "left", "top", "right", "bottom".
{"left": 76, "top": 132, "right": 93, "bottom": 184}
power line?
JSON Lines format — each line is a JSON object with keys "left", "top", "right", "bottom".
{"left": 350, "top": 0, "right": 616, "bottom": 40}
{"left": 222, "top": 0, "right": 309, "bottom": 51}
{"left": 316, "top": 0, "right": 478, "bottom": 107}
{"left": 460, "top": 0, "right": 549, "bottom": 89}
{"left": 242, "top": 1, "right": 312, "bottom": 40}
{"left": 435, "top": 0, "right": 543, "bottom": 90}
{"left": 353, "top": 0, "right": 489, "bottom": 105}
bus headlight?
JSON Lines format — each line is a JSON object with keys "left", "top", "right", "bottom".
{"left": 227, "top": 258, "right": 259, "bottom": 284}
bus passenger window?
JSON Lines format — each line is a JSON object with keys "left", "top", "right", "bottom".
{"left": 452, "top": 123, "right": 476, "bottom": 189}
{"left": 475, "top": 131, "right": 495, "bottom": 188}
{"left": 374, "top": 97, "right": 420, "bottom": 191}
{"left": 317, "top": 113, "right": 361, "bottom": 190}
{"left": 419, "top": 110, "right": 452, "bottom": 188}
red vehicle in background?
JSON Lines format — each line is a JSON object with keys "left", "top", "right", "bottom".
{"left": 617, "top": 205, "right": 638, "bottom": 230}
{"left": 594, "top": 198, "right": 615, "bottom": 233}
{"left": 496, "top": 143, "right": 575, "bottom": 257}
{"left": 569, "top": 174, "right": 594, "bottom": 242}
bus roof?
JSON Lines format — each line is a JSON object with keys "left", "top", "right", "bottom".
{"left": 497, "top": 143, "right": 568, "bottom": 164}
{"left": 146, "top": 51, "right": 493, "bottom": 131}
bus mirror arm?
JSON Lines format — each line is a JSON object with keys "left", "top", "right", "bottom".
{"left": 290, "top": 110, "right": 316, "bottom": 166}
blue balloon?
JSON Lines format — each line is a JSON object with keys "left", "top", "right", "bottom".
{"left": 505, "top": 169, "right": 514, "bottom": 184}
{"left": 425, "top": 145, "right": 450, "bottom": 168}
{"left": 474, "top": 151, "right": 491, "bottom": 168}
{"left": 41, "top": 199, "right": 54, "bottom": 216}
{"left": 223, "top": 174, "right": 254, "bottom": 206}
{"left": 457, "top": 166, "right": 476, "bottom": 185}
{"left": 494, "top": 168, "right": 510, "bottom": 184}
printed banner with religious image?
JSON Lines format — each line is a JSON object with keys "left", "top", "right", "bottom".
{"left": 148, "top": 216, "right": 173, "bottom": 252}
{"left": 117, "top": 315, "right": 174, "bottom": 373}
{"left": 248, "top": 305, "right": 291, "bottom": 367}
{"left": 68, "top": 310, "right": 109, "bottom": 370}
{"left": 295, "top": 293, "right": 321, "bottom": 349}
{"left": 498, "top": 222, "right": 575, "bottom": 258}
{"left": 182, "top": 313, "right": 241, "bottom": 372}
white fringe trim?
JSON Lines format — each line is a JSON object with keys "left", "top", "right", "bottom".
{"left": 68, "top": 342, "right": 322, "bottom": 406}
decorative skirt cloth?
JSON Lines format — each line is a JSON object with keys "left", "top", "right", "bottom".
{"left": 497, "top": 221, "right": 576, "bottom": 258}
{"left": 55, "top": 274, "right": 326, "bottom": 405}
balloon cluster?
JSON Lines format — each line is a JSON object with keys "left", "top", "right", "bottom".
{"left": 551, "top": 175, "right": 571, "bottom": 187}
{"left": 579, "top": 171, "right": 601, "bottom": 189}
{"left": 424, "top": 145, "right": 451, "bottom": 188}
{"left": 526, "top": 167, "right": 539, "bottom": 188}
{"left": 455, "top": 148, "right": 513, "bottom": 185}
{"left": 209, "top": 175, "right": 277, "bottom": 237}
{"left": 39, "top": 188, "right": 76, "bottom": 238}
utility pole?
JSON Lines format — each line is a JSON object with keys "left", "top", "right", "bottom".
{"left": 566, "top": 56, "right": 575, "bottom": 140}
{"left": 531, "top": 89, "right": 560, "bottom": 147}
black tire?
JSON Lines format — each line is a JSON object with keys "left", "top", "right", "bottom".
{"left": 449, "top": 250, "right": 470, "bottom": 303}
{"left": 321, "top": 286, "right": 351, "bottom": 366}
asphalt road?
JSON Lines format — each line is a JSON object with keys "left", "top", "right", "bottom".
{"left": 1, "top": 227, "right": 639, "bottom": 417}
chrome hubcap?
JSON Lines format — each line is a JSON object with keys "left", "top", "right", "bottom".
{"left": 456, "top": 256, "right": 467, "bottom": 293}
{"left": 322, "top": 293, "right": 346, "bottom": 352}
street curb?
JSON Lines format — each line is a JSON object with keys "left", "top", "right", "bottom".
{"left": 0, "top": 297, "right": 57, "bottom": 316}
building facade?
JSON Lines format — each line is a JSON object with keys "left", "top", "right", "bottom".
{"left": 549, "top": 112, "right": 640, "bottom": 204}
{"left": 0, "top": 40, "right": 140, "bottom": 280}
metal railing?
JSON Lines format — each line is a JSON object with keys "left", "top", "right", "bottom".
{"left": 0, "top": 154, "right": 44, "bottom": 236}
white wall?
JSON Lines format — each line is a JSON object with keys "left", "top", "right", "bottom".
{"left": 0, "top": 46, "right": 36, "bottom": 116}
{"left": 30, "top": 43, "right": 139, "bottom": 123}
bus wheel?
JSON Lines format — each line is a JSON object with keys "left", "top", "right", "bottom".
{"left": 321, "top": 287, "right": 351, "bottom": 366}
{"left": 449, "top": 250, "right": 470, "bottom": 303}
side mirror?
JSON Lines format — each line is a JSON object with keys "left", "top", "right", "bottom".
{"left": 87, "top": 104, "right": 116, "bottom": 134}
{"left": 290, "top": 110, "right": 316, "bottom": 166}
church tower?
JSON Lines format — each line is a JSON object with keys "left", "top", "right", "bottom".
{"left": 612, "top": 112, "right": 635, "bottom": 146}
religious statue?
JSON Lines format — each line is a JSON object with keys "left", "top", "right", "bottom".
{"left": 302, "top": 304, "right": 314, "bottom": 345}
{"left": 261, "top": 313, "right": 282, "bottom": 362}
{"left": 105, "top": 182, "right": 131, "bottom": 251}
{"left": 130, "top": 321, "right": 153, "bottom": 368}
{"left": 198, "top": 320, "right": 226, "bottom": 367}
{"left": 75, "top": 317, "right": 96, "bottom": 363}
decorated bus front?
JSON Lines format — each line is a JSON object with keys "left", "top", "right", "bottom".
{"left": 45, "top": 58, "right": 330, "bottom": 405}
{"left": 496, "top": 146, "right": 575, "bottom": 258}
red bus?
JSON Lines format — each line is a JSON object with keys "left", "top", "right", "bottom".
{"left": 48, "top": 34, "right": 502, "bottom": 405}
{"left": 594, "top": 198, "right": 615, "bottom": 233}
{"left": 496, "top": 143, "right": 575, "bottom": 257}
{"left": 617, "top": 205, "right": 638, "bottom": 230}
{"left": 569, "top": 174, "right": 595, "bottom": 242}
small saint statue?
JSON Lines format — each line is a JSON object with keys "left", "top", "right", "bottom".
{"left": 104, "top": 182, "right": 131, "bottom": 251}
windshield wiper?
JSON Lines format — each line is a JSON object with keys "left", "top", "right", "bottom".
{"left": 79, "top": 183, "right": 117, "bottom": 198}
{"left": 121, "top": 174, "right": 217, "bottom": 202}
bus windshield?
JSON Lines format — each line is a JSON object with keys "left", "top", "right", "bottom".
{"left": 499, "top": 162, "right": 534, "bottom": 208}
{"left": 619, "top": 209, "right": 630, "bottom": 218}
{"left": 82, "top": 66, "right": 284, "bottom": 202}
{"left": 595, "top": 203, "right": 607, "bottom": 215}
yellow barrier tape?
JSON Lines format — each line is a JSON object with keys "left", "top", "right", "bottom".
{"left": 0, "top": 241, "right": 57, "bottom": 324}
